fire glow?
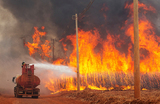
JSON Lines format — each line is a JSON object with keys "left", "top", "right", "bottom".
{"left": 25, "top": 2, "right": 160, "bottom": 93}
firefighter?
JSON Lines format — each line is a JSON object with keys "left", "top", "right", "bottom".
{"left": 22, "top": 62, "right": 25, "bottom": 68}
{"left": 12, "top": 76, "right": 16, "bottom": 83}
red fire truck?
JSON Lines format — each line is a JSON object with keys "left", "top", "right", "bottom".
{"left": 13, "top": 63, "right": 40, "bottom": 98}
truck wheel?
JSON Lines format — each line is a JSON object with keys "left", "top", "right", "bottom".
{"left": 15, "top": 87, "right": 22, "bottom": 98}
{"left": 15, "top": 93, "right": 18, "bottom": 98}
{"left": 14, "top": 87, "right": 16, "bottom": 97}
{"left": 32, "top": 96, "right": 38, "bottom": 99}
{"left": 16, "top": 94, "right": 22, "bottom": 98}
{"left": 17, "top": 95, "right": 22, "bottom": 98}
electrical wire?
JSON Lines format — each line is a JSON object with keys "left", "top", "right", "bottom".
{"left": 78, "top": 0, "right": 95, "bottom": 20}
{"left": 61, "top": 0, "right": 95, "bottom": 37}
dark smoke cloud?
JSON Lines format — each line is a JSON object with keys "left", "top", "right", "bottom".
{"left": 1, "top": 0, "right": 158, "bottom": 38}
{"left": 0, "top": 0, "right": 131, "bottom": 38}
{"left": 0, "top": 0, "right": 159, "bottom": 68}
{"left": 0, "top": 0, "right": 159, "bottom": 64}
{"left": 1, "top": 0, "right": 159, "bottom": 39}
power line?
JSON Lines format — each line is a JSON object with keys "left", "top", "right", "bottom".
{"left": 78, "top": 0, "right": 95, "bottom": 20}
{"left": 62, "top": 0, "right": 95, "bottom": 37}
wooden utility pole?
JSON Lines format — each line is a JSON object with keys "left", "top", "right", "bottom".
{"left": 134, "top": 0, "right": 140, "bottom": 98}
{"left": 20, "top": 37, "right": 26, "bottom": 47}
{"left": 73, "top": 13, "right": 80, "bottom": 91}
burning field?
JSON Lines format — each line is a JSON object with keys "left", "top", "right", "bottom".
{"left": 23, "top": 1, "right": 160, "bottom": 95}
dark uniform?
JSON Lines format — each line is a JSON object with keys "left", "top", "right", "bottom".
{"left": 22, "top": 62, "right": 25, "bottom": 68}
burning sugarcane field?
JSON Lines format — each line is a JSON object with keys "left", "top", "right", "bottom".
{"left": 1, "top": 0, "right": 160, "bottom": 104}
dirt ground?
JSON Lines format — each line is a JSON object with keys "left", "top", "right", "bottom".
{"left": 66, "top": 88, "right": 160, "bottom": 104}
{"left": 0, "top": 92, "right": 89, "bottom": 104}
{"left": 1, "top": 89, "right": 160, "bottom": 104}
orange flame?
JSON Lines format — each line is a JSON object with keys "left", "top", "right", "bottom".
{"left": 26, "top": 2, "right": 159, "bottom": 93}
{"left": 25, "top": 26, "right": 51, "bottom": 60}
{"left": 125, "top": 1, "right": 156, "bottom": 16}
{"left": 41, "top": 40, "right": 51, "bottom": 58}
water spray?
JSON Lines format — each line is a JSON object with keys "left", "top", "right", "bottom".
{"left": 33, "top": 63, "right": 76, "bottom": 77}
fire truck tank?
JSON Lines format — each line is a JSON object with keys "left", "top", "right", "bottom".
{"left": 16, "top": 74, "right": 40, "bottom": 88}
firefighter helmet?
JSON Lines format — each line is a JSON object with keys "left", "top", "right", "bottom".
{"left": 22, "top": 62, "right": 25, "bottom": 65}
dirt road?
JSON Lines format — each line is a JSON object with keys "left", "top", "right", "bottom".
{"left": 2, "top": 89, "right": 160, "bottom": 104}
{"left": 0, "top": 93, "right": 89, "bottom": 104}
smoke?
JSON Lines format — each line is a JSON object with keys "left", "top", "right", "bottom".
{"left": 0, "top": 0, "right": 159, "bottom": 58}
{"left": 0, "top": 0, "right": 130, "bottom": 38}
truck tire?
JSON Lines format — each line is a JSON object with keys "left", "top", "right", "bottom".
{"left": 14, "top": 87, "right": 16, "bottom": 97}
{"left": 17, "top": 95, "right": 22, "bottom": 98}
{"left": 15, "top": 93, "right": 22, "bottom": 98}
{"left": 15, "top": 87, "right": 22, "bottom": 98}
{"left": 32, "top": 96, "right": 38, "bottom": 98}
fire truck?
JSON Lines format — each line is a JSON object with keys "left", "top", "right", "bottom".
{"left": 12, "top": 63, "right": 40, "bottom": 98}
